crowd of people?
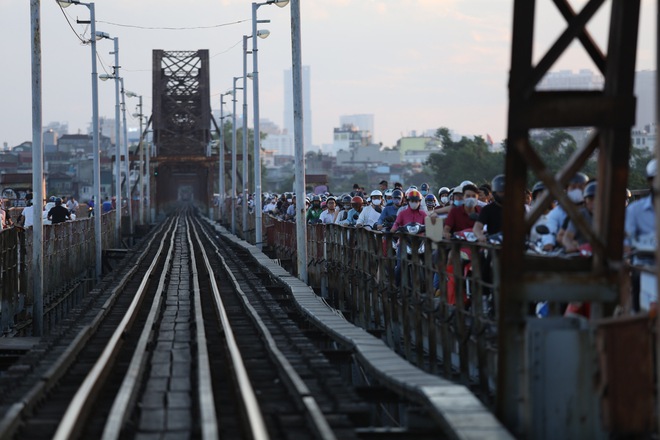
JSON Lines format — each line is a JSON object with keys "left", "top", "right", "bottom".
{"left": 255, "top": 163, "right": 657, "bottom": 313}
{"left": 0, "top": 194, "right": 81, "bottom": 229}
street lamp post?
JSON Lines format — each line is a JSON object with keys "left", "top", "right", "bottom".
{"left": 31, "top": 0, "right": 44, "bottom": 336}
{"left": 231, "top": 76, "right": 242, "bottom": 235}
{"left": 242, "top": 35, "right": 249, "bottom": 239}
{"left": 111, "top": 38, "right": 121, "bottom": 244}
{"left": 57, "top": 0, "right": 105, "bottom": 280}
{"left": 120, "top": 78, "right": 132, "bottom": 236}
{"left": 219, "top": 92, "right": 230, "bottom": 224}
{"left": 126, "top": 91, "right": 144, "bottom": 226}
{"left": 252, "top": 0, "right": 289, "bottom": 249}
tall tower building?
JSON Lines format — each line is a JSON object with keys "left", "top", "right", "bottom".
{"left": 283, "top": 66, "right": 312, "bottom": 149}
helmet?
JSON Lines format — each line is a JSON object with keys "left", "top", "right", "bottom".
{"left": 49, "top": 196, "right": 57, "bottom": 202}
{"left": 341, "top": 194, "right": 352, "bottom": 205}
{"left": 425, "top": 194, "right": 438, "bottom": 207}
{"left": 420, "top": 183, "right": 430, "bottom": 193}
{"left": 438, "top": 186, "right": 450, "bottom": 196}
{"left": 370, "top": 189, "right": 383, "bottom": 197}
{"left": 326, "top": 196, "right": 337, "bottom": 203}
{"left": 460, "top": 180, "right": 474, "bottom": 187}
{"left": 491, "top": 174, "right": 505, "bottom": 193}
{"left": 583, "top": 181, "right": 597, "bottom": 198}
{"left": 531, "top": 181, "right": 545, "bottom": 195}
{"left": 384, "top": 189, "right": 393, "bottom": 197}
{"left": 647, "top": 159, "right": 657, "bottom": 179}
{"left": 626, "top": 188, "right": 632, "bottom": 199}
{"left": 392, "top": 189, "right": 403, "bottom": 199}
{"left": 570, "top": 172, "right": 589, "bottom": 185}
{"left": 407, "top": 189, "right": 422, "bottom": 202}
{"left": 453, "top": 184, "right": 464, "bottom": 195}
{"left": 351, "top": 196, "right": 363, "bottom": 205}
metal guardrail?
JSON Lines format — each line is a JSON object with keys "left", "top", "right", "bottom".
{"left": 220, "top": 208, "right": 499, "bottom": 399}
{"left": 0, "top": 212, "right": 117, "bottom": 335}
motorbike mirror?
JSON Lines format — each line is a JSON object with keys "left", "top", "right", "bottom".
{"left": 535, "top": 224, "right": 550, "bottom": 235}
{"left": 353, "top": 213, "right": 359, "bottom": 220}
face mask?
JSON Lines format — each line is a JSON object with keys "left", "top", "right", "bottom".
{"left": 440, "top": 196, "right": 449, "bottom": 205}
{"left": 421, "top": 190, "right": 427, "bottom": 196}
{"left": 287, "top": 199, "right": 292, "bottom": 203}
{"left": 567, "top": 188, "right": 584, "bottom": 204}
{"left": 464, "top": 197, "right": 478, "bottom": 208}
{"left": 372, "top": 198, "right": 382, "bottom": 206}
{"left": 409, "top": 201, "right": 420, "bottom": 210}
{"left": 454, "top": 200, "right": 464, "bottom": 207}
{"left": 393, "top": 198, "right": 402, "bottom": 207}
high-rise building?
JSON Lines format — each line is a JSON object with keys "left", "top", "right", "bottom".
{"left": 537, "top": 69, "right": 604, "bottom": 90}
{"left": 634, "top": 70, "right": 655, "bottom": 131}
{"left": 283, "top": 66, "right": 312, "bottom": 149}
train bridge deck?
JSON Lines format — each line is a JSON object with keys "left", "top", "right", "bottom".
{"left": 0, "top": 210, "right": 511, "bottom": 439}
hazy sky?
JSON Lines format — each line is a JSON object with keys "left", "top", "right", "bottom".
{"left": 0, "top": 0, "right": 657, "bottom": 150}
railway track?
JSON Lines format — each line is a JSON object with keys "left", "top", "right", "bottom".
{"left": 0, "top": 210, "right": 365, "bottom": 439}
{"left": 0, "top": 208, "right": 510, "bottom": 439}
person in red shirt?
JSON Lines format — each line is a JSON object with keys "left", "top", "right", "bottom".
{"left": 391, "top": 189, "right": 427, "bottom": 232}
{"left": 443, "top": 183, "right": 480, "bottom": 238}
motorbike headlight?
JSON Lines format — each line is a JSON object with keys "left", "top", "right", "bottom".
{"left": 409, "top": 225, "right": 419, "bottom": 234}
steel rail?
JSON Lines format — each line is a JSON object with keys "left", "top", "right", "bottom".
{"left": 192, "top": 217, "right": 337, "bottom": 440}
{"left": 184, "top": 214, "right": 219, "bottom": 439}
{"left": 0, "top": 216, "right": 173, "bottom": 440}
{"left": 189, "top": 217, "right": 270, "bottom": 440}
{"left": 100, "top": 214, "right": 187, "bottom": 440}
{"left": 53, "top": 216, "right": 180, "bottom": 440}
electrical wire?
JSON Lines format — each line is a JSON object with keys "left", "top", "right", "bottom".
{"left": 96, "top": 19, "right": 249, "bottom": 31}
{"left": 210, "top": 39, "right": 243, "bottom": 59}
{"left": 57, "top": 3, "right": 86, "bottom": 43}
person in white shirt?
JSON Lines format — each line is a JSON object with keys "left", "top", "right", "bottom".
{"left": 21, "top": 202, "right": 35, "bottom": 228}
{"left": 356, "top": 190, "right": 384, "bottom": 230}
{"left": 319, "top": 196, "right": 339, "bottom": 224}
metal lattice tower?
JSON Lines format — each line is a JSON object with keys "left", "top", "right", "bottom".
{"left": 152, "top": 50, "right": 210, "bottom": 157}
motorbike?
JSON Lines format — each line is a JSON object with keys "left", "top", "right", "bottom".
{"left": 393, "top": 222, "right": 427, "bottom": 290}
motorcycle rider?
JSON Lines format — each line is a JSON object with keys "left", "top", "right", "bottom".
{"left": 474, "top": 175, "right": 504, "bottom": 243}
{"left": 541, "top": 172, "right": 589, "bottom": 251}
{"left": 306, "top": 195, "right": 323, "bottom": 224}
{"left": 391, "top": 189, "right": 427, "bottom": 233}
{"left": 337, "top": 196, "right": 363, "bottom": 226}
{"left": 562, "top": 181, "right": 597, "bottom": 253}
{"left": 377, "top": 189, "right": 403, "bottom": 231}
{"left": 356, "top": 190, "right": 384, "bottom": 230}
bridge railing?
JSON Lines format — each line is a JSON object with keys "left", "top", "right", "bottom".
{"left": 256, "top": 215, "right": 498, "bottom": 398}
{"left": 0, "top": 212, "right": 116, "bottom": 334}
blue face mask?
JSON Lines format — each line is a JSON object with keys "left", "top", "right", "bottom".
{"left": 421, "top": 190, "right": 428, "bottom": 196}
{"left": 454, "top": 200, "right": 464, "bottom": 207}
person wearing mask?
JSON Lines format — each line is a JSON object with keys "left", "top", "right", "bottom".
{"left": 474, "top": 175, "right": 504, "bottom": 242}
{"left": 377, "top": 189, "right": 403, "bottom": 231}
{"left": 443, "top": 183, "right": 480, "bottom": 239}
{"left": 334, "top": 194, "right": 353, "bottom": 224}
{"left": 425, "top": 194, "right": 438, "bottom": 211}
{"left": 356, "top": 190, "right": 384, "bottom": 230}
{"left": 528, "top": 181, "right": 556, "bottom": 244}
{"left": 391, "top": 189, "right": 427, "bottom": 232}
{"left": 338, "top": 196, "right": 364, "bottom": 226}
{"left": 319, "top": 196, "right": 340, "bottom": 224}
{"left": 541, "top": 172, "right": 589, "bottom": 251}
{"left": 420, "top": 183, "right": 431, "bottom": 197}
{"left": 437, "top": 187, "right": 451, "bottom": 208}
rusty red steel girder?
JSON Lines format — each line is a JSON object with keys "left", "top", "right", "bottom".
{"left": 499, "top": 0, "right": 641, "bottom": 436}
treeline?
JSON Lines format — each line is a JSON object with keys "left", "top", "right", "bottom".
{"left": 424, "top": 127, "right": 653, "bottom": 191}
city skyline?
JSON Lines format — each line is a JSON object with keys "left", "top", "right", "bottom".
{"left": 0, "top": 1, "right": 657, "bottom": 152}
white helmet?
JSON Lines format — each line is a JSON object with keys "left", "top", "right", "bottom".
{"left": 384, "top": 189, "right": 393, "bottom": 197}
{"left": 438, "top": 186, "right": 450, "bottom": 196}
{"left": 460, "top": 180, "right": 474, "bottom": 187}
{"left": 370, "top": 190, "right": 383, "bottom": 197}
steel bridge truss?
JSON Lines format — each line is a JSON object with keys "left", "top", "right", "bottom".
{"left": 152, "top": 50, "right": 211, "bottom": 157}
{"left": 500, "top": 0, "right": 641, "bottom": 436}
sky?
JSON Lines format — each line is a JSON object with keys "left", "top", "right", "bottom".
{"left": 0, "top": 0, "right": 657, "bottom": 150}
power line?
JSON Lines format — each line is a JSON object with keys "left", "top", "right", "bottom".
{"left": 57, "top": 3, "right": 85, "bottom": 43}
{"left": 96, "top": 19, "right": 249, "bottom": 31}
